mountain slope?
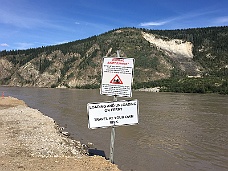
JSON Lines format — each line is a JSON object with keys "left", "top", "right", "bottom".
{"left": 0, "top": 27, "right": 227, "bottom": 93}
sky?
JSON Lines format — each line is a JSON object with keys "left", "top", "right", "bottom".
{"left": 0, "top": 0, "right": 228, "bottom": 51}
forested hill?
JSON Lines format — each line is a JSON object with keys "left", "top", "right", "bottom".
{"left": 0, "top": 26, "right": 228, "bottom": 94}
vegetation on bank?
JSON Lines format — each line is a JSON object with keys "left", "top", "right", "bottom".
{"left": 133, "top": 65, "right": 228, "bottom": 94}
{"left": 133, "top": 76, "right": 228, "bottom": 95}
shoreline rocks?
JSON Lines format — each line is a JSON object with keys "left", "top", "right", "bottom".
{"left": 0, "top": 96, "right": 120, "bottom": 171}
{"left": 136, "top": 87, "right": 161, "bottom": 92}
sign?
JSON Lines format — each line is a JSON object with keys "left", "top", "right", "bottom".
{"left": 101, "top": 57, "right": 134, "bottom": 97}
{"left": 87, "top": 100, "right": 139, "bottom": 129}
{"left": 110, "top": 74, "right": 123, "bottom": 84}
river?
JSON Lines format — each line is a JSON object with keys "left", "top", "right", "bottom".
{"left": 1, "top": 86, "right": 228, "bottom": 171}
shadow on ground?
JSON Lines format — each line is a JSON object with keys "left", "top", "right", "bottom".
{"left": 88, "top": 148, "right": 106, "bottom": 158}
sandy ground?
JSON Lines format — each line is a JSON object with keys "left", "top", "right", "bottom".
{"left": 0, "top": 96, "right": 120, "bottom": 171}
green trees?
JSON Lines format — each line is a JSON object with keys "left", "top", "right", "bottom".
{"left": 39, "top": 58, "right": 52, "bottom": 73}
{"left": 133, "top": 77, "right": 228, "bottom": 94}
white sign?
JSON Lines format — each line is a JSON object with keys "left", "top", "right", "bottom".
{"left": 87, "top": 100, "right": 139, "bottom": 129}
{"left": 100, "top": 57, "right": 134, "bottom": 97}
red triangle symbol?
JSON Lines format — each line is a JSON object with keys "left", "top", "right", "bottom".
{"left": 110, "top": 74, "right": 123, "bottom": 84}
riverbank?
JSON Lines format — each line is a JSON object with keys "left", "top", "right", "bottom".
{"left": 0, "top": 96, "right": 120, "bottom": 171}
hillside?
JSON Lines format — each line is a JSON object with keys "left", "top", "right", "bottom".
{"left": 0, "top": 27, "right": 228, "bottom": 94}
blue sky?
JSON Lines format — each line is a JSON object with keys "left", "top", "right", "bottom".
{"left": 1, "top": 0, "right": 228, "bottom": 51}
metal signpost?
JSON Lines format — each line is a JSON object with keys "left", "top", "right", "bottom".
{"left": 87, "top": 51, "right": 138, "bottom": 164}
{"left": 110, "top": 95, "right": 117, "bottom": 164}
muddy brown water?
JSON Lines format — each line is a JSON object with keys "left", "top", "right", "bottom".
{"left": 1, "top": 86, "right": 228, "bottom": 171}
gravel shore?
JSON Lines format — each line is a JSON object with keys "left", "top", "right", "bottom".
{"left": 0, "top": 96, "right": 120, "bottom": 171}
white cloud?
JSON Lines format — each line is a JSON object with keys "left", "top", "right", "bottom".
{"left": 139, "top": 9, "right": 221, "bottom": 28}
{"left": 0, "top": 6, "right": 68, "bottom": 31}
{"left": 0, "top": 43, "right": 9, "bottom": 47}
{"left": 216, "top": 16, "right": 228, "bottom": 24}
{"left": 0, "top": 7, "right": 42, "bottom": 28}
{"left": 15, "top": 43, "right": 34, "bottom": 50}
{"left": 55, "top": 40, "right": 69, "bottom": 45}
{"left": 140, "top": 21, "right": 167, "bottom": 27}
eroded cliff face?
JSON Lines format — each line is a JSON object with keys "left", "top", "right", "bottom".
{"left": 142, "top": 32, "right": 203, "bottom": 75}
{"left": 0, "top": 59, "right": 13, "bottom": 80}
{"left": 0, "top": 56, "right": 61, "bottom": 87}
{"left": 142, "top": 32, "right": 193, "bottom": 58}
{"left": 0, "top": 49, "right": 102, "bottom": 87}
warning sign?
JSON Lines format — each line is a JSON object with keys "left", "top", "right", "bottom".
{"left": 110, "top": 74, "right": 123, "bottom": 84}
{"left": 101, "top": 57, "right": 134, "bottom": 97}
{"left": 87, "top": 100, "right": 139, "bottom": 129}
